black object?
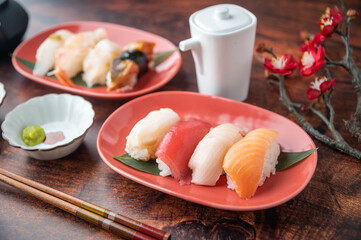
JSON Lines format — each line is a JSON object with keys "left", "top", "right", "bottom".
{"left": 0, "top": 0, "right": 28, "bottom": 55}
{"left": 119, "top": 49, "right": 149, "bottom": 77}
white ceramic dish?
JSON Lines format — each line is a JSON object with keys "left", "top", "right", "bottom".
{"left": 0, "top": 82, "right": 6, "bottom": 106}
{"left": 1, "top": 93, "right": 94, "bottom": 160}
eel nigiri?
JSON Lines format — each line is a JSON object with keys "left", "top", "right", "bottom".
{"left": 82, "top": 39, "right": 122, "bottom": 87}
{"left": 188, "top": 123, "right": 245, "bottom": 186}
{"left": 125, "top": 108, "right": 180, "bottom": 161}
{"left": 155, "top": 119, "right": 212, "bottom": 185}
{"left": 33, "top": 29, "right": 73, "bottom": 76}
{"left": 106, "top": 41, "right": 155, "bottom": 92}
{"left": 223, "top": 128, "right": 280, "bottom": 199}
{"left": 53, "top": 28, "right": 107, "bottom": 86}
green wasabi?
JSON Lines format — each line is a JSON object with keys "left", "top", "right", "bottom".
{"left": 22, "top": 125, "right": 45, "bottom": 146}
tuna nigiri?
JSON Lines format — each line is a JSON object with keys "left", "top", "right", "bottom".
{"left": 155, "top": 119, "right": 212, "bottom": 185}
{"left": 188, "top": 123, "right": 245, "bottom": 186}
{"left": 125, "top": 108, "right": 180, "bottom": 161}
{"left": 223, "top": 128, "right": 280, "bottom": 199}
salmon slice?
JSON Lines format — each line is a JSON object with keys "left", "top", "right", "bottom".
{"left": 223, "top": 128, "right": 280, "bottom": 199}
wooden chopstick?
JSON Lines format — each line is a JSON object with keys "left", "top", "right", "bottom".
{"left": 0, "top": 168, "right": 170, "bottom": 240}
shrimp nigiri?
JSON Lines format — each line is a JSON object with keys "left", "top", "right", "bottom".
{"left": 33, "top": 29, "right": 73, "bottom": 76}
{"left": 82, "top": 39, "right": 122, "bottom": 87}
{"left": 223, "top": 128, "right": 280, "bottom": 199}
{"left": 53, "top": 28, "right": 107, "bottom": 86}
{"left": 188, "top": 123, "right": 245, "bottom": 186}
{"left": 106, "top": 41, "right": 155, "bottom": 92}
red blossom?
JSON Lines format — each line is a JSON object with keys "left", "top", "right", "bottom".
{"left": 318, "top": 8, "right": 343, "bottom": 37}
{"left": 306, "top": 88, "right": 321, "bottom": 100}
{"left": 320, "top": 78, "right": 336, "bottom": 92}
{"left": 264, "top": 54, "right": 298, "bottom": 76}
{"left": 300, "top": 33, "right": 326, "bottom": 52}
{"left": 306, "top": 77, "right": 336, "bottom": 100}
{"left": 299, "top": 46, "right": 325, "bottom": 77}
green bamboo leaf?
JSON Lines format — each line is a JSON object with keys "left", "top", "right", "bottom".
{"left": 14, "top": 49, "right": 176, "bottom": 87}
{"left": 153, "top": 49, "right": 177, "bottom": 67}
{"left": 276, "top": 148, "right": 317, "bottom": 171}
{"left": 114, "top": 148, "right": 317, "bottom": 176}
{"left": 70, "top": 72, "right": 90, "bottom": 87}
{"left": 113, "top": 153, "right": 161, "bottom": 175}
{"left": 14, "top": 56, "right": 103, "bottom": 88}
{"left": 14, "top": 56, "right": 35, "bottom": 70}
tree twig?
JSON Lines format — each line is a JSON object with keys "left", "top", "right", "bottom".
{"left": 277, "top": 75, "right": 361, "bottom": 159}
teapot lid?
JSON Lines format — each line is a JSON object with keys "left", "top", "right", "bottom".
{"left": 192, "top": 4, "right": 254, "bottom": 34}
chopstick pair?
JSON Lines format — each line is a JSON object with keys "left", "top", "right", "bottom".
{"left": 0, "top": 168, "right": 170, "bottom": 240}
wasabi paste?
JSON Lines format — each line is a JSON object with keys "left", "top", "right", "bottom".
{"left": 22, "top": 125, "right": 45, "bottom": 146}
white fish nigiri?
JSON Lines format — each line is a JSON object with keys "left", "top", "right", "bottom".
{"left": 188, "top": 123, "right": 245, "bottom": 186}
{"left": 33, "top": 29, "right": 73, "bottom": 76}
{"left": 125, "top": 108, "right": 180, "bottom": 161}
{"left": 83, "top": 39, "right": 121, "bottom": 87}
{"left": 53, "top": 28, "right": 107, "bottom": 86}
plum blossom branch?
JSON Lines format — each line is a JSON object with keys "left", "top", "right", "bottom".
{"left": 255, "top": 0, "right": 361, "bottom": 159}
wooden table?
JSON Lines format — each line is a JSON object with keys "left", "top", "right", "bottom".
{"left": 1, "top": 0, "right": 360, "bottom": 239}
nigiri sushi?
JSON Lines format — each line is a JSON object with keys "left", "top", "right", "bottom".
{"left": 53, "top": 28, "right": 107, "bottom": 86}
{"left": 82, "top": 39, "right": 122, "bottom": 87}
{"left": 106, "top": 41, "right": 155, "bottom": 92}
{"left": 188, "top": 123, "right": 245, "bottom": 186}
{"left": 33, "top": 29, "right": 73, "bottom": 76}
{"left": 155, "top": 119, "right": 212, "bottom": 185}
{"left": 125, "top": 108, "right": 180, "bottom": 161}
{"left": 223, "top": 128, "right": 280, "bottom": 199}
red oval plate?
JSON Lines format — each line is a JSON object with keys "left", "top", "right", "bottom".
{"left": 97, "top": 91, "right": 317, "bottom": 211}
{"left": 12, "top": 21, "right": 181, "bottom": 99}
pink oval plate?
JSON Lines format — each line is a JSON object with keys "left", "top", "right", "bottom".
{"left": 12, "top": 21, "right": 181, "bottom": 99}
{"left": 97, "top": 91, "right": 317, "bottom": 211}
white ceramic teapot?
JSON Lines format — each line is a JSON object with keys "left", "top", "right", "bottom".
{"left": 179, "top": 4, "right": 257, "bottom": 101}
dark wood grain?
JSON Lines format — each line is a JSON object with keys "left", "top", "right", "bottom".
{"left": 1, "top": 0, "right": 360, "bottom": 239}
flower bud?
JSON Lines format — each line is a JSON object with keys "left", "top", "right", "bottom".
{"left": 301, "top": 105, "right": 309, "bottom": 112}
{"left": 347, "top": 9, "right": 359, "bottom": 20}
{"left": 256, "top": 43, "right": 268, "bottom": 53}
{"left": 300, "top": 31, "right": 311, "bottom": 42}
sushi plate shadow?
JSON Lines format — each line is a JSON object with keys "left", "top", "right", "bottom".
{"left": 97, "top": 91, "right": 317, "bottom": 211}
{"left": 11, "top": 21, "right": 181, "bottom": 99}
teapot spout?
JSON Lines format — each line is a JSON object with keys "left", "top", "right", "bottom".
{"left": 179, "top": 38, "right": 203, "bottom": 74}
{"left": 179, "top": 38, "right": 200, "bottom": 51}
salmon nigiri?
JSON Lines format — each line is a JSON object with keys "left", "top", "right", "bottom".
{"left": 155, "top": 119, "right": 212, "bottom": 185}
{"left": 223, "top": 128, "right": 280, "bottom": 199}
{"left": 188, "top": 123, "right": 245, "bottom": 186}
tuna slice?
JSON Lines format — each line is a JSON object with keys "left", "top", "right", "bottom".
{"left": 155, "top": 119, "right": 212, "bottom": 185}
